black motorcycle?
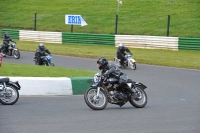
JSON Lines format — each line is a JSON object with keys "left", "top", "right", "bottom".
{"left": 84, "top": 73, "right": 147, "bottom": 110}
{"left": 0, "top": 43, "right": 20, "bottom": 59}
{"left": 0, "top": 78, "right": 21, "bottom": 105}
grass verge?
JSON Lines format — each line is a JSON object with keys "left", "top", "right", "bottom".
{"left": 0, "top": 0, "right": 199, "bottom": 37}
{"left": 9, "top": 40, "right": 200, "bottom": 70}
{"left": 0, "top": 62, "right": 96, "bottom": 77}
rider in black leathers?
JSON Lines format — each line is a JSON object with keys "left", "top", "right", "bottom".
{"left": 2, "top": 33, "right": 16, "bottom": 55}
{"left": 116, "top": 43, "right": 132, "bottom": 67}
{"left": 97, "top": 57, "right": 134, "bottom": 97}
{"left": 34, "top": 43, "right": 51, "bottom": 65}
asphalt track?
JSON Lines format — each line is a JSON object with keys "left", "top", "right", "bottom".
{"left": 0, "top": 51, "right": 200, "bottom": 133}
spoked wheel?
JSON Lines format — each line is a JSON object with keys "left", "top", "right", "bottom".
{"left": 35, "top": 61, "right": 39, "bottom": 65}
{"left": 13, "top": 50, "right": 20, "bottom": 59}
{"left": 114, "top": 57, "right": 120, "bottom": 67}
{"left": 1, "top": 49, "right": 7, "bottom": 57}
{"left": 50, "top": 63, "right": 55, "bottom": 67}
{"left": 129, "top": 85, "right": 147, "bottom": 108}
{"left": 84, "top": 87, "right": 108, "bottom": 110}
{"left": 129, "top": 60, "right": 136, "bottom": 70}
{"left": 43, "top": 61, "right": 49, "bottom": 66}
{"left": 0, "top": 84, "right": 19, "bottom": 105}
{"left": 45, "top": 62, "right": 50, "bottom": 66}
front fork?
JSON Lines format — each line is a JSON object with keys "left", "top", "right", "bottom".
{"left": 96, "top": 87, "right": 100, "bottom": 98}
{"left": 92, "top": 87, "right": 100, "bottom": 103}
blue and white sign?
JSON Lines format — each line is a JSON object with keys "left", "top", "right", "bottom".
{"left": 65, "top": 15, "right": 88, "bottom": 26}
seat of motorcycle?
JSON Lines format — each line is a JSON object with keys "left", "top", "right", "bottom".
{"left": 0, "top": 78, "right": 10, "bottom": 83}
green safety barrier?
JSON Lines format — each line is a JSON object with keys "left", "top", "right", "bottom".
{"left": 1, "top": 29, "right": 19, "bottom": 39}
{"left": 70, "top": 77, "right": 93, "bottom": 95}
{"left": 62, "top": 32, "right": 115, "bottom": 46}
{"left": 178, "top": 37, "right": 200, "bottom": 50}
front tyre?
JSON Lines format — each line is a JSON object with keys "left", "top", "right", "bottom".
{"left": 13, "top": 49, "right": 20, "bottom": 59}
{"left": 50, "top": 63, "right": 55, "bottom": 67}
{"left": 0, "top": 84, "right": 19, "bottom": 105}
{"left": 84, "top": 87, "right": 108, "bottom": 110}
{"left": 129, "top": 60, "right": 136, "bottom": 70}
{"left": 129, "top": 85, "right": 147, "bottom": 108}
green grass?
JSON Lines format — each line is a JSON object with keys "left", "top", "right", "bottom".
{"left": 0, "top": 62, "right": 96, "bottom": 77}
{"left": 2, "top": 39, "right": 200, "bottom": 70}
{"left": 0, "top": 0, "right": 199, "bottom": 37}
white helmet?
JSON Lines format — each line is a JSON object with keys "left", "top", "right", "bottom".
{"left": 119, "top": 43, "right": 124, "bottom": 47}
{"left": 39, "top": 43, "right": 44, "bottom": 47}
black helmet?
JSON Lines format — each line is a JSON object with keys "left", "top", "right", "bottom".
{"left": 97, "top": 57, "right": 108, "bottom": 70}
{"left": 4, "top": 32, "right": 9, "bottom": 38}
{"left": 39, "top": 43, "right": 45, "bottom": 50}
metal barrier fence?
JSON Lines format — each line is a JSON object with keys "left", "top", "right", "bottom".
{"left": 179, "top": 38, "right": 200, "bottom": 50}
{"left": 1, "top": 29, "right": 200, "bottom": 51}
{"left": 62, "top": 32, "right": 115, "bottom": 45}
{"left": 1, "top": 29, "right": 19, "bottom": 39}
{"left": 1, "top": 13, "right": 199, "bottom": 38}
{"left": 115, "top": 35, "right": 178, "bottom": 50}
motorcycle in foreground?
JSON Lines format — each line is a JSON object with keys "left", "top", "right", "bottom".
{"left": 34, "top": 55, "right": 55, "bottom": 66}
{"left": 0, "top": 78, "right": 20, "bottom": 105}
{"left": 84, "top": 73, "right": 147, "bottom": 110}
{"left": 0, "top": 43, "right": 20, "bottom": 59}
{"left": 114, "top": 54, "right": 136, "bottom": 70}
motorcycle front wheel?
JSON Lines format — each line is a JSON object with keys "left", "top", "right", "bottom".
{"left": 0, "top": 84, "right": 19, "bottom": 105}
{"left": 129, "top": 60, "right": 136, "bottom": 70}
{"left": 129, "top": 85, "right": 147, "bottom": 108}
{"left": 84, "top": 87, "right": 108, "bottom": 110}
{"left": 13, "top": 49, "right": 20, "bottom": 59}
{"left": 50, "top": 63, "right": 55, "bottom": 67}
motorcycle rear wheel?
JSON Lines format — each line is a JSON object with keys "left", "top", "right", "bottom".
{"left": 129, "top": 85, "right": 147, "bottom": 108}
{"left": 84, "top": 87, "right": 108, "bottom": 110}
{"left": 0, "top": 49, "right": 7, "bottom": 57}
{"left": 0, "top": 84, "right": 19, "bottom": 105}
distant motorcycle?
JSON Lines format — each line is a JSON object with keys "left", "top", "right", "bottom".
{"left": 34, "top": 55, "right": 55, "bottom": 66}
{"left": 84, "top": 73, "right": 147, "bottom": 110}
{"left": 114, "top": 54, "right": 136, "bottom": 70}
{"left": 0, "top": 78, "right": 20, "bottom": 105}
{"left": 0, "top": 43, "right": 20, "bottom": 59}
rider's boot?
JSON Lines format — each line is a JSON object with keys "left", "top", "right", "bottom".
{"left": 119, "top": 63, "right": 125, "bottom": 68}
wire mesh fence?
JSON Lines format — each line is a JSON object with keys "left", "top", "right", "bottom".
{"left": 0, "top": 12, "right": 199, "bottom": 38}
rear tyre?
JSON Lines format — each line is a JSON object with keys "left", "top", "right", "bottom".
{"left": 1, "top": 49, "right": 7, "bottom": 57}
{"left": 114, "top": 57, "right": 120, "bottom": 67}
{"left": 129, "top": 85, "right": 147, "bottom": 108}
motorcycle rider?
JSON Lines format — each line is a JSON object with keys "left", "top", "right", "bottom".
{"left": 116, "top": 43, "right": 132, "bottom": 68}
{"left": 97, "top": 56, "right": 134, "bottom": 106}
{"left": 2, "top": 32, "right": 16, "bottom": 56}
{"left": 34, "top": 43, "right": 51, "bottom": 65}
